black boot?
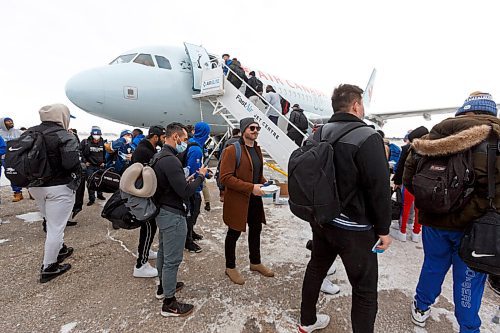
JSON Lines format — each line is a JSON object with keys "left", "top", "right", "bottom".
{"left": 204, "top": 202, "right": 211, "bottom": 211}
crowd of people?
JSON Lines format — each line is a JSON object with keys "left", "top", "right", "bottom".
{"left": 1, "top": 85, "right": 499, "bottom": 332}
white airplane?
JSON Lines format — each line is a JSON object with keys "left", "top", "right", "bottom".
{"left": 64, "top": 43, "right": 479, "bottom": 134}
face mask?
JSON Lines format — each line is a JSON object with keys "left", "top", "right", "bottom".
{"left": 92, "top": 135, "right": 101, "bottom": 141}
{"left": 125, "top": 136, "right": 132, "bottom": 143}
{"left": 176, "top": 141, "right": 188, "bottom": 153}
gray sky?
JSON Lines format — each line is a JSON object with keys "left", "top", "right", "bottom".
{"left": 1, "top": 0, "right": 499, "bottom": 137}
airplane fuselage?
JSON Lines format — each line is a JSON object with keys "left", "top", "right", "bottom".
{"left": 65, "top": 45, "right": 334, "bottom": 134}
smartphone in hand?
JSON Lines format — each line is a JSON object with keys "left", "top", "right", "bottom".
{"left": 371, "top": 239, "right": 384, "bottom": 254}
{"left": 262, "top": 180, "right": 274, "bottom": 187}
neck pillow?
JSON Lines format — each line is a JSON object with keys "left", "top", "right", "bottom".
{"left": 119, "top": 162, "right": 157, "bottom": 198}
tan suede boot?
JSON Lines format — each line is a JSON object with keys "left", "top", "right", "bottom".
{"left": 250, "top": 264, "right": 275, "bottom": 277}
{"left": 225, "top": 268, "right": 245, "bottom": 285}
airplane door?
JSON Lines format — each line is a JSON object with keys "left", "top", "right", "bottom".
{"left": 184, "top": 42, "right": 211, "bottom": 91}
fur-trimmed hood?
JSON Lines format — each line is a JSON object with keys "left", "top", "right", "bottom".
{"left": 412, "top": 123, "right": 500, "bottom": 156}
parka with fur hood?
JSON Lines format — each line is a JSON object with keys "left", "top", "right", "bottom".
{"left": 403, "top": 114, "right": 500, "bottom": 231}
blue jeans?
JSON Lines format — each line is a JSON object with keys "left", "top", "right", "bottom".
{"left": 415, "top": 226, "right": 487, "bottom": 333}
{"left": 156, "top": 208, "right": 187, "bottom": 298}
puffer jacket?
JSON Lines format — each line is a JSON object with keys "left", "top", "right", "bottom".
{"left": 403, "top": 114, "right": 500, "bottom": 231}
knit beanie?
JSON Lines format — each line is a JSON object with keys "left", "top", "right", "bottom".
{"left": 91, "top": 126, "right": 102, "bottom": 136}
{"left": 240, "top": 117, "right": 258, "bottom": 133}
{"left": 120, "top": 129, "right": 132, "bottom": 137}
{"left": 455, "top": 92, "right": 497, "bottom": 116}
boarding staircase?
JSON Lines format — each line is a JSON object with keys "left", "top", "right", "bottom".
{"left": 185, "top": 43, "right": 307, "bottom": 174}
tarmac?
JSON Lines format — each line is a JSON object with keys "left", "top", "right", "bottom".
{"left": 0, "top": 177, "right": 499, "bottom": 333}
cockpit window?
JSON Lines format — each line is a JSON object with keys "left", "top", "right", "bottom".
{"left": 133, "top": 54, "right": 155, "bottom": 67}
{"left": 109, "top": 53, "right": 137, "bottom": 65}
{"left": 155, "top": 56, "right": 172, "bottom": 70}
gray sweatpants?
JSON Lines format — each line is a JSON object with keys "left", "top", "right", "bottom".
{"left": 30, "top": 185, "right": 75, "bottom": 268}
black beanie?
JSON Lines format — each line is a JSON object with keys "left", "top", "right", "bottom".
{"left": 240, "top": 117, "right": 258, "bottom": 133}
{"left": 408, "top": 126, "right": 429, "bottom": 142}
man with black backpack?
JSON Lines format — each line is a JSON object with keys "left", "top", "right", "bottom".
{"left": 19, "top": 104, "right": 81, "bottom": 283}
{"left": 297, "top": 84, "right": 391, "bottom": 333}
{"left": 130, "top": 125, "right": 165, "bottom": 278}
{"left": 287, "top": 104, "right": 308, "bottom": 146}
{"left": 403, "top": 92, "right": 500, "bottom": 331}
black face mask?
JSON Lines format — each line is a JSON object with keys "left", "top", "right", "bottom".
{"left": 157, "top": 139, "right": 163, "bottom": 148}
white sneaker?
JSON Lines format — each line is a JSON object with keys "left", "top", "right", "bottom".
{"left": 320, "top": 279, "right": 340, "bottom": 295}
{"left": 326, "top": 263, "right": 336, "bottom": 276}
{"left": 298, "top": 314, "right": 330, "bottom": 332}
{"left": 148, "top": 249, "right": 157, "bottom": 260}
{"left": 133, "top": 262, "right": 158, "bottom": 278}
{"left": 411, "top": 300, "right": 430, "bottom": 327}
{"left": 411, "top": 231, "right": 421, "bottom": 243}
{"left": 390, "top": 229, "right": 407, "bottom": 242}
{"left": 390, "top": 220, "right": 400, "bottom": 230}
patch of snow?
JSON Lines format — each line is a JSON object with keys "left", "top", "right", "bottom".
{"left": 16, "top": 211, "right": 43, "bottom": 223}
{"left": 0, "top": 239, "right": 10, "bottom": 244}
{"left": 60, "top": 321, "right": 78, "bottom": 333}
{"left": 106, "top": 228, "right": 137, "bottom": 257}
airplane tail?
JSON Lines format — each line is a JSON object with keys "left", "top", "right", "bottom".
{"left": 362, "top": 68, "right": 376, "bottom": 110}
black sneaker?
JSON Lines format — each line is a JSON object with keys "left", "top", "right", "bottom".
{"left": 86, "top": 200, "right": 95, "bottom": 206}
{"left": 97, "top": 194, "right": 106, "bottom": 200}
{"left": 488, "top": 275, "right": 500, "bottom": 296}
{"left": 40, "top": 263, "right": 71, "bottom": 283}
{"left": 161, "top": 297, "right": 194, "bottom": 317}
{"left": 57, "top": 244, "right": 74, "bottom": 263}
{"left": 156, "top": 282, "right": 185, "bottom": 300}
{"left": 192, "top": 231, "right": 204, "bottom": 241}
{"left": 66, "top": 220, "right": 78, "bottom": 227}
{"left": 42, "top": 218, "right": 47, "bottom": 233}
{"left": 204, "top": 202, "right": 211, "bottom": 211}
{"left": 72, "top": 208, "right": 82, "bottom": 219}
{"left": 185, "top": 242, "right": 202, "bottom": 253}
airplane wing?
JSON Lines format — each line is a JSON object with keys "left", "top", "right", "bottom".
{"left": 365, "top": 104, "right": 500, "bottom": 127}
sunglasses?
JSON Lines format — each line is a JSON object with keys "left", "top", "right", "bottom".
{"left": 249, "top": 125, "right": 261, "bottom": 132}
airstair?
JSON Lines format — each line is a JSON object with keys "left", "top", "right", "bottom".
{"left": 185, "top": 43, "right": 308, "bottom": 173}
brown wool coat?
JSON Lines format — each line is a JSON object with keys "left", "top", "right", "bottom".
{"left": 403, "top": 114, "right": 500, "bottom": 231}
{"left": 220, "top": 139, "right": 266, "bottom": 232}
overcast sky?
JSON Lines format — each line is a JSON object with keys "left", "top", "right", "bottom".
{"left": 1, "top": 0, "right": 499, "bottom": 137}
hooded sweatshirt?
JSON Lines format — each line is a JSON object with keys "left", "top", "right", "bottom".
{"left": 187, "top": 122, "right": 210, "bottom": 191}
{"left": 27, "top": 104, "right": 81, "bottom": 188}
{"left": 0, "top": 117, "right": 23, "bottom": 141}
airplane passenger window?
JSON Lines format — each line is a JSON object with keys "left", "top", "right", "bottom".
{"left": 155, "top": 56, "right": 172, "bottom": 70}
{"left": 134, "top": 54, "right": 155, "bottom": 67}
{"left": 109, "top": 53, "right": 137, "bottom": 65}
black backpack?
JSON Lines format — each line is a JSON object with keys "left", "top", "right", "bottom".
{"left": 459, "top": 130, "right": 500, "bottom": 275}
{"left": 4, "top": 127, "right": 62, "bottom": 187}
{"left": 411, "top": 148, "right": 475, "bottom": 214}
{"left": 254, "top": 78, "right": 263, "bottom": 93}
{"left": 288, "top": 123, "right": 365, "bottom": 225}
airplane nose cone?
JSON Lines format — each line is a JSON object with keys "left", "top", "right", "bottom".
{"left": 65, "top": 69, "right": 105, "bottom": 113}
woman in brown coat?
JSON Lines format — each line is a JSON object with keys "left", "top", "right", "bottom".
{"left": 219, "top": 117, "right": 275, "bottom": 285}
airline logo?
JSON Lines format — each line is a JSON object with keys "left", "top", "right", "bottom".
{"left": 471, "top": 251, "right": 495, "bottom": 258}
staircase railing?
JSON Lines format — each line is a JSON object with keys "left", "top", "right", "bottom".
{"left": 215, "top": 59, "right": 310, "bottom": 143}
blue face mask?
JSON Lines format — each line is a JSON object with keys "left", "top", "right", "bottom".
{"left": 176, "top": 141, "right": 188, "bottom": 153}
